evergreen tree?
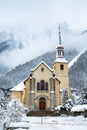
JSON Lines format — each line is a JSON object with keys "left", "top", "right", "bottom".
{"left": 62, "top": 89, "right": 68, "bottom": 105}
{"left": 80, "top": 87, "right": 87, "bottom": 104}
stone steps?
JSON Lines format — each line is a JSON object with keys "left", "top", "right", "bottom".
{"left": 27, "top": 110, "right": 57, "bottom": 117}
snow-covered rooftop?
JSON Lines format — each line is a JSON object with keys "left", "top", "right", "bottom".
{"left": 55, "top": 57, "right": 68, "bottom": 63}
{"left": 10, "top": 82, "right": 25, "bottom": 91}
{"left": 56, "top": 44, "right": 64, "bottom": 48}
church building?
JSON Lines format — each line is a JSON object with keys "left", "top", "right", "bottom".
{"left": 10, "top": 26, "right": 71, "bottom": 110}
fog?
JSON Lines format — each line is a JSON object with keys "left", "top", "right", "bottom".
{"left": 0, "top": 0, "right": 87, "bottom": 68}
{"left": 0, "top": 24, "right": 87, "bottom": 68}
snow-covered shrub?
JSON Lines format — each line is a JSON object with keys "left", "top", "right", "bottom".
{"left": 0, "top": 97, "right": 27, "bottom": 129}
{"left": 64, "top": 99, "right": 73, "bottom": 111}
{"left": 80, "top": 87, "right": 87, "bottom": 104}
{"left": 7, "top": 97, "right": 26, "bottom": 122}
{"left": 71, "top": 104, "right": 87, "bottom": 112}
{"left": 54, "top": 99, "right": 73, "bottom": 115}
{"left": 62, "top": 89, "right": 68, "bottom": 105}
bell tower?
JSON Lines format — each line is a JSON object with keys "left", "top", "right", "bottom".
{"left": 53, "top": 25, "right": 70, "bottom": 100}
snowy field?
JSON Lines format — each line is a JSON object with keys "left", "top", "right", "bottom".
{"left": 0, "top": 115, "right": 87, "bottom": 130}
{"left": 22, "top": 115, "right": 87, "bottom": 130}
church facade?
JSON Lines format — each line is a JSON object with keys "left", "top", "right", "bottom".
{"left": 10, "top": 27, "right": 71, "bottom": 110}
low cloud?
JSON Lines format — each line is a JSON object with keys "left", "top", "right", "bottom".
{"left": 0, "top": 25, "right": 87, "bottom": 69}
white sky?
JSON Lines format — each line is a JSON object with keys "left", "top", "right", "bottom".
{"left": 0, "top": 0, "right": 87, "bottom": 68}
{"left": 0, "top": 0, "right": 87, "bottom": 32}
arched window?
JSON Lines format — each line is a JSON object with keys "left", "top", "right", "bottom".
{"left": 37, "top": 82, "right": 40, "bottom": 90}
{"left": 46, "top": 82, "right": 48, "bottom": 90}
{"left": 41, "top": 80, "right": 45, "bottom": 90}
{"left": 60, "top": 64, "right": 64, "bottom": 70}
{"left": 37, "top": 80, "right": 48, "bottom": 91}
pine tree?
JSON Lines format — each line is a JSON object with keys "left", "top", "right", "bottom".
{"left": 62, "top": 89, "right": 68, "bottom": 105}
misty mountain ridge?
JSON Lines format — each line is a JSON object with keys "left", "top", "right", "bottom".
{"left": 0, "top": 25, "right": 87, "bottom": 90}
{"left": 69, "top": 50, "right": 87, "bottom": 89}
{"left": 0, "top": 47, "right": 87, "bottom": 90}
{"left": 0, "top": 25, "right": 87, "bottom": 71}
{"left": 0, "top": 29, "right": 30, "bottom": 52}
{"left": 0, "top": 49, "right": 78, "bottom": 89}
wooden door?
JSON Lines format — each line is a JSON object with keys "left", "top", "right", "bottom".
{"left": 39, "top": 101, "right": 46, "bottom": 110}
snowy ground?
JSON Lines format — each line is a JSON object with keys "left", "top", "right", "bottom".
{"left": 22, "top": 115, "right": 87, "bottom": 130}
{"left": 0, "top": 115, "right": 87, "bottom": 130}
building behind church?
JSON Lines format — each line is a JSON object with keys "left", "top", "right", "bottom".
{"left": 10, "top": 27, "right": 71, "bottom": 110}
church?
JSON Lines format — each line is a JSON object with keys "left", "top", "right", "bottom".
{"left": 10, "top": 26, "right": 71, "bottom": 110}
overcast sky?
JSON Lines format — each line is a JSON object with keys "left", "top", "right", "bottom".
{"left": 0, "top": 0, "right": 87, "bottom": 32}
{"left": 0, "top": 0, "right": 87, "bottom": 68}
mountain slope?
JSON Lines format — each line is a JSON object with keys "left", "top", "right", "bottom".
{"left": 0, "top": 49, "right": 78, "bottom": 89}
{"left": 69, "top": 50, "right": 87, "bottom": 88}
{"left": 68, "top": 49, "right": 86, "bottom": 68}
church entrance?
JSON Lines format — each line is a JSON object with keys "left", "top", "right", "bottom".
{"left": 39, "top": 97, "right": 46, "bottom": 110}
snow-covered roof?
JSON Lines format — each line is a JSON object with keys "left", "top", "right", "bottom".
{"left": 54, "top": 57, "right": 68, "bottom": 63}
{"left": 56, "top": 44, "right": 64, "bottom": 48}
{"left": 68, "top": 49, "right": 86, "bottom": 68}
{"left": 10, "top": 82, "right": 25, "bottom": 91}
{"left": 71, "top": 104, "right": 87, "bottom": 112}
{"left": 31, "top": 59, "right": 53, "bottom": 72}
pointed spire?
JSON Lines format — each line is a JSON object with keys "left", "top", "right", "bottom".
{"left": 59, "top": 24, "right": 61, "bottom": 45}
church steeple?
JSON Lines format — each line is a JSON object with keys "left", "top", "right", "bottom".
{"left": 56, "top": 25, "right": 64, "bottom": 58}
{"left": 59, "top": 24, "right": 62, "bottom": 45}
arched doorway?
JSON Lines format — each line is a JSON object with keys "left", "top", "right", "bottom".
{"left": 39, "top": 97, "right": 46, "bottom": 110}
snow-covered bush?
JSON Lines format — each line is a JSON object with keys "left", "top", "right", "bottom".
{"left": 71, "top": 104, "right": 87, "bottom": 112}
{"left": 63, "top": 99, "right": 73, "bottom": 111}
{"left": 54, "top": 99, "right": 73, "bottom": 116}
{"left": 61, "top": 88, "right": 73, "bottom": 111}
{"left": 80, "top": 87, "right": 87, "bottom": 104}
{"left": 62, "top": 89, "right": 68, "bottom": 105}
{"left": 0, "top": 97, "right": 27, "bottom": 129}
{"left": 7, "top": 97, "right": 26, "bottom": 122}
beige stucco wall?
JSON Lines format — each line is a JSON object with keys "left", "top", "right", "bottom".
{"left": 24, "top": 79, "right": 30, "bottom": 106}
{"left": 33, "top": 63, "right": 52, "bottom": 109}
{"left": 11, "top": 91, "right": 23, "bottom": 102}
{"left": 53, "top": 62, "right": 68, "bottom": 76}
{"left": 11, "top": 59, "right": 71, "bottom": 109}
{"left": 55, "top": 79, "right": 61, "bottom": 106}
{"left": 53, "top": 62, "right": 70, "bottom": 93}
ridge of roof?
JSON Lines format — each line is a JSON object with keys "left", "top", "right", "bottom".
{"left": 31, "top": 59, "right": 53, "bottom": 72}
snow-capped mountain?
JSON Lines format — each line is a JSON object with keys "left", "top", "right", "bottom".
{"left": 0, "top": 49, "right": 78, "bottom": 89}
{"left": 68, "top": 49, "right": 86, "bottom": 68}
{"left": 0, "top": 29, "right": 30, "bottom": 52}
{"left": 0, "top": 24, "right": 87, "bottom": 73}
{"left": 0, "top": 45, "right": 87, "bottom": 90}
{"left": 0, "top": 29, "right": 31, "bottom": 74}
{"left": 0, "top": 25, "right": 87, "bottom": 89}
{"left": 69, "top": 50, "right": 87, "bottom": 89}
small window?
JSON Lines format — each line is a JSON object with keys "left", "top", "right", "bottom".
{"left": 37, "top": 82, "right": 40, "bottom": 90}
{"left": 60, "top": 64, "right": 64, "bottom": 70}
{"left": 30, "top": 73, "right": 32, "bottom": 77}
{"left": 41, "top": 67, "right": 44, "bottom": 72}
{"left": 46, "top": 82, "right": 48, "bottom": 91}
